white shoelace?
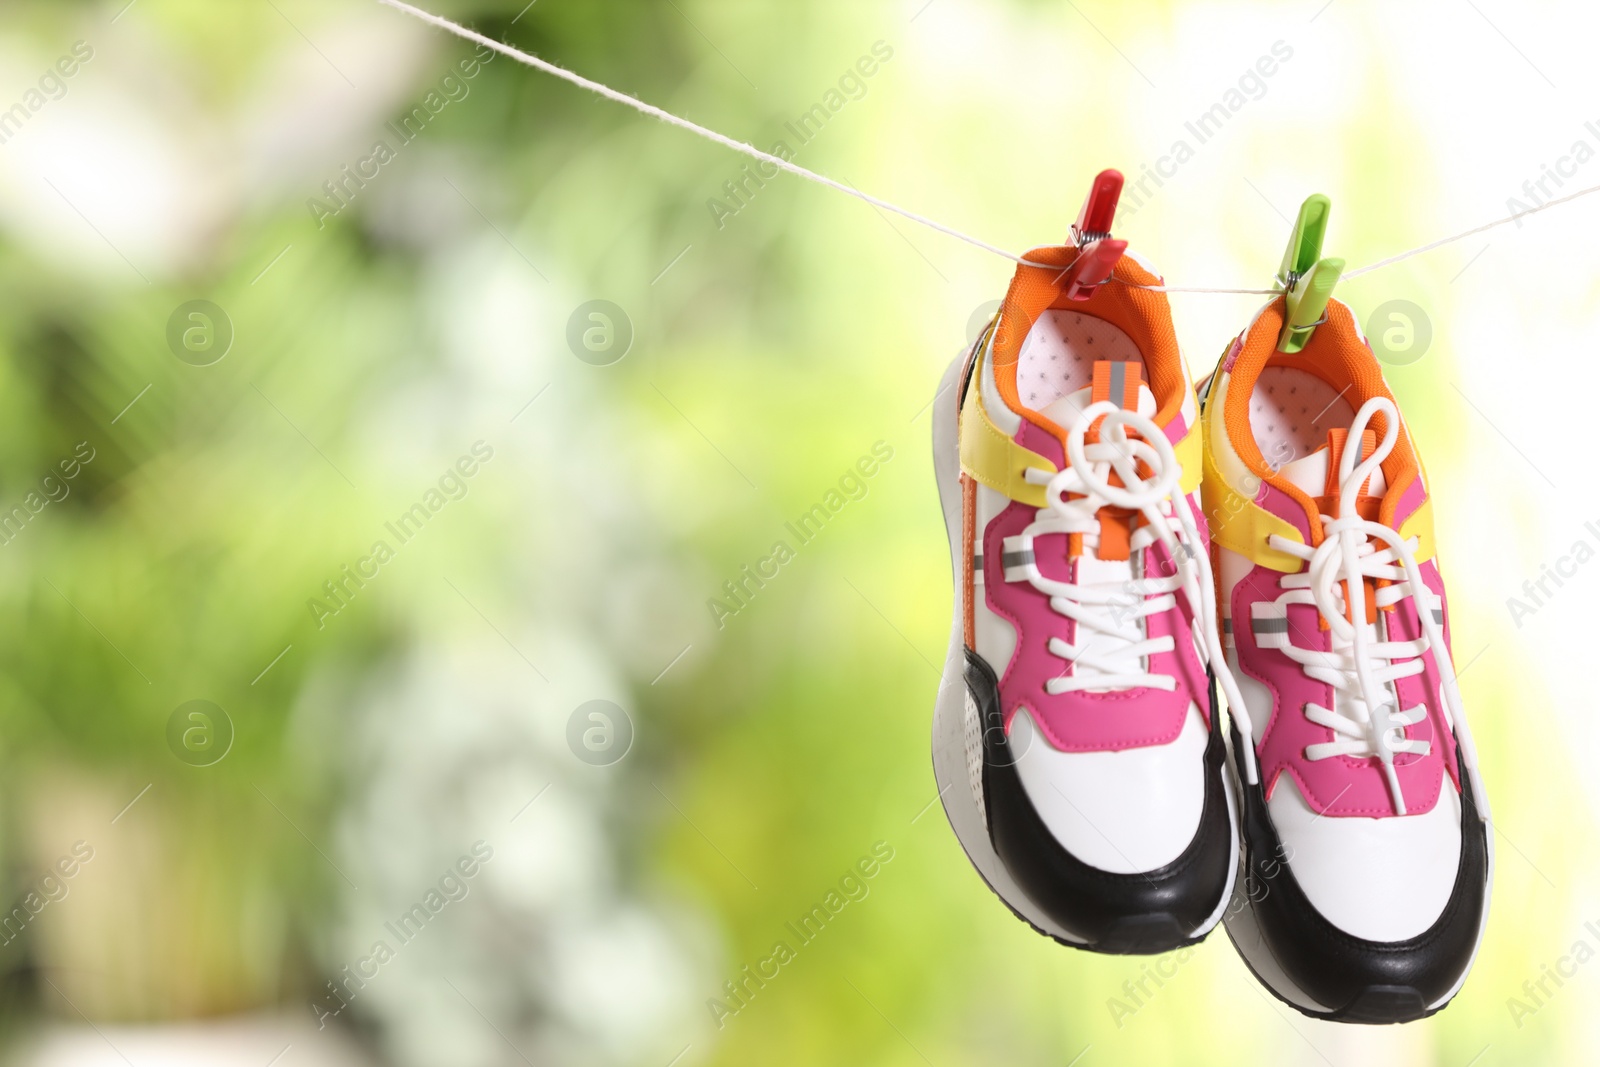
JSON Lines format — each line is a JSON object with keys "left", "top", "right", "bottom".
{"left": 1007, "top": 405, "right": 1257, "bottom": 763}
{"left": 1264, "top": 397, "right": 1467, "bottom": 815}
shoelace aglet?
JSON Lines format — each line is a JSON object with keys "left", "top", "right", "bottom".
{"left": 1381, "top": 757, "right": 1407, "bottom": 817}
{"left": 1365, "top": 697, "right": 1411, "bottom": 816}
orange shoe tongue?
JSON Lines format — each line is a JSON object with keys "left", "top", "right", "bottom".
{"left": 1036, "top": 361, "right": 1156, "bottom": 430}
{"left": 1278, "top": 428, "right": 1384, "bottom": 521}
{"left": 1035, "top": 361, "right": 1151, "bottom": 562}
{"left": 1279, "top": 428, "right": 1385, "bottom": 625}
{"left": 1090, "top": 359, "right": 1144, "bottom": 413}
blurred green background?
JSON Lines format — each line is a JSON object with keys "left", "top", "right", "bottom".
{"left": 0, "top": 0, "right": 1593, "bottom": 1063}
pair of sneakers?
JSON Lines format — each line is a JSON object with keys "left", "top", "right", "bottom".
{"left": 930, "top": 184, "right": 1491, "bottom": 1025}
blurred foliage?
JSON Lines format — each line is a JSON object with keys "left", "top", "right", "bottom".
{"left": 0, "top": 0, "right": 1590, "bottom": 1065}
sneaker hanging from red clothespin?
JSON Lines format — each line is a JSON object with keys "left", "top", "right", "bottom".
{"left": 1060, "top": 168, "right": 1127, "bottom": 301}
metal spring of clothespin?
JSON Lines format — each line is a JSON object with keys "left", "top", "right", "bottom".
{"left": 1061, "top": 169, "right": 1129, "bottom": 301}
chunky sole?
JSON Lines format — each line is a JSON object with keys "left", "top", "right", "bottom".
{"left": 1220, "top": 739, "right": 1494, "bottom": 1023}
{"left": 1197, "top": 372, "right": 1495, "bottom": 1024}
{"left": 929, "top": 352, "right": 1239, "bottom": 955}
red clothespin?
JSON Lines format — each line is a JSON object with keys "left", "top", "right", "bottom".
{"left": 1061, "top": 168, "right": 1127, "bottom": 301}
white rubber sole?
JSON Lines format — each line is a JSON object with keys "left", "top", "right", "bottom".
{"left": 1220, "top": 761, "right": 1494, "bottom": 1020}
{"left": 1200, "top": 363, "right": 1495, "bottom": 1020}
{"left": 930, "top": 353, "right": 1086, "bottom": 944}
{"left": 928, "top": 352, "right": 1239, "bottom": 948}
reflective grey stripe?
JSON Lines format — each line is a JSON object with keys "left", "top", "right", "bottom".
{"left": 972, "top": 554, "right": 984, "bottom": 572}
{"left": 1109, "top": 361, "right": 1127, "bottom": 406}
{"left": 1221, "top": 618, "right": 1232, "bottom": 633}
{"left": 1433, "top": 609, "right": 1445, "bottom": 624}
{"left": 1251, "top": 617, "right": 1289, "bottom": 634}
{"left": 1002, "top": 549, "right": 1034, "bottom": 569}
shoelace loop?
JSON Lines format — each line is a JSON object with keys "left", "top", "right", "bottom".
{"left": 1265, "top": 397, "right": 1464, "bottom": 815}
{"left": 1006, "top": 405, "right": 1255, "bottom": 752}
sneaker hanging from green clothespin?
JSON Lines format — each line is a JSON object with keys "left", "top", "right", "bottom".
{"left": 1275, "top": 194, "right": 1344, "bottom": 354}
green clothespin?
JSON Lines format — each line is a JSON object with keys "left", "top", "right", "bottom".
{"left": 1276, "top": 194, "right": 1345, "bottom": 354}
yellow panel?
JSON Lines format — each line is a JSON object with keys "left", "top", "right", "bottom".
{"left": 1173, "top": 423, "right": 1202, "bottom": 497}
{"left": 1398, "top": 497, "right": 1436, "bottom": 564}
{"left": 1202, "top": 444, "right": 1306, "bottom": 574}
{"left": 959, "top": 356, "right": 1055, "bottom": 507}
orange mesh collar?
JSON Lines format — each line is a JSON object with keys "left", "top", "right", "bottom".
{"left": 1222, "top": 298, "right": 1420, "bottom": 537}
{"left": 989, "top": 246, "right": 1186, "bottom": 447}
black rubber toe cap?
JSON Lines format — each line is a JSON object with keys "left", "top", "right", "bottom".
{"left": 970, "top": 651, "right": 1233, "bottom": 955}
{"left": 1232, "top": 725, "right": 1490, "bottom": 1023}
